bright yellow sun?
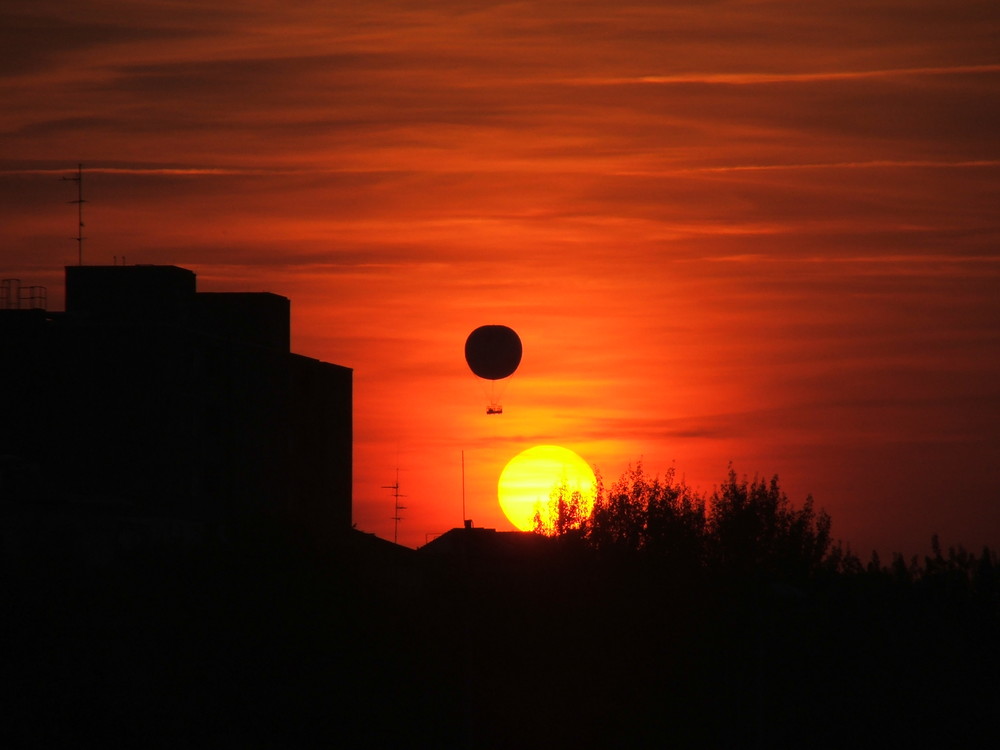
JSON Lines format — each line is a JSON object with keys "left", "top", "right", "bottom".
{"left": 497, "top": 445, "right": 597, "bottom": 531}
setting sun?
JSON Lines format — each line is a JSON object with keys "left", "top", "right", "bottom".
{"left": 497, "top": 445, "right": 597, "bottom": 531}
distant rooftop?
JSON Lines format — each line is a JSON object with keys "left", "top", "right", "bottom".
{"left": 419, "top": 526, "right": 552, "bottom": 558}
{"left": 62, "top": 264, "right": 290, "bottom": 351}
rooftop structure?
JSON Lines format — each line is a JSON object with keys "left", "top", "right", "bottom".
{"left": 0, "top": 264, "right": 351, "bottom": 545}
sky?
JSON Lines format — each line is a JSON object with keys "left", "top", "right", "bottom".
{"left": 2, "top": 0, "right": 998, "bottom": 555}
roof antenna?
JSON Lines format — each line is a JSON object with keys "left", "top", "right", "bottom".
{"left": 462, "top": 450, "right": 470, "bottom": 528}
{"left": 383, "top": 468, "right": 407, "bottom": 545}
{"left": 61, "top": 163, "right": 86, "bottom": 265}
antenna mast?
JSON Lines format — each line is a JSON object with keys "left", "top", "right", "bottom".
{"left": 383, "top": 468, "right": 407, "bottom": 545}
{"left": 61, "top": 163, "right": 86, "bottom": 265}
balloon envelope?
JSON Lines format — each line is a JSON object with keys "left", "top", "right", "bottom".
{"left": 465, "top": 325, "right": 522, "bottom": 380}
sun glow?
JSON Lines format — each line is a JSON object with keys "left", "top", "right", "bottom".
{"left": 497, "top": 445, "right": 597, "bottom": 531}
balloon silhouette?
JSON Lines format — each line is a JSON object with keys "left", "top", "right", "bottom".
{"left": 464, "top": 325, "right": 521, "bottom": 413}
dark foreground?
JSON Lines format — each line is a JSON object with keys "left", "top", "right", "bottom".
{"left": 4, "top": 529, "right": 999, "bottom": 749}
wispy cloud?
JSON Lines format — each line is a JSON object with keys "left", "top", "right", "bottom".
{"left": 574, "top": 64, "right": 1000, "bottom": 86}
{"left": 679, "top": 159, "right": 1000, "bottom": 173}
{"left": 0, "top": 166, "right": 266, "bottom": 176}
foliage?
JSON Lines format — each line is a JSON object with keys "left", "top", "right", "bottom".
{"left": 535, "top": 462, "right": 833, "bottom": 582}
{"left": 587, "top": 463, "right": 707, "bottom": 563}
{"left": 531, "top": 481, "right": 590, "bottom": 538}
{"left": 530, "top": 461, "right": 1000, "bottom": 616}
{"left": 707, "top": 467, "right": 832, "bottom": 580}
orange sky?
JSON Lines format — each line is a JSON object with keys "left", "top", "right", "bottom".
{"left": 2, "top": 0, "right": 999, "bottom": 554}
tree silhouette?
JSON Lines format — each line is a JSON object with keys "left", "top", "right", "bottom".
{"left": 584, "top": 463, "right": 708, "bottom": 567}
{"left": 531, "top": 480, "right": 589, "bottom": 538}
{"left": 534, "top": 462, "right": 832, "bottom": 582}
{"left": 708, "top": 467, "right": 832, "bottom": 581}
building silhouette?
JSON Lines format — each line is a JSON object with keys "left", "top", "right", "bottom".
{"left": 0, "top": 264, "right": 351, "bottom": 545}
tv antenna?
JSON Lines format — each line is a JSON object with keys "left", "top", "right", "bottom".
{"left": 61, "top": 163, "right": 86, "bottom": 265}
{"left": 383, "top": 468, "right": 407, "bottom": 545}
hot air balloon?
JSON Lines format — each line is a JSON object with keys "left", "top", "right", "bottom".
{"left": 465, "top": 325, "right": 522, "bottom": 414}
